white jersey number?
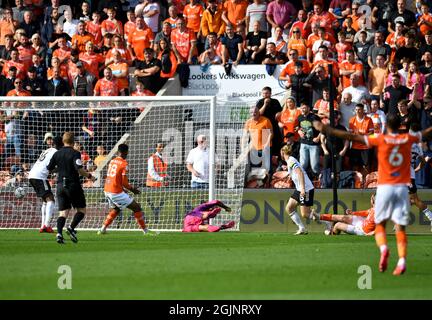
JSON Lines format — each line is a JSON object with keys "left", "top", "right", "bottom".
{"left": 389, "top": 146, "right": 403, "bottom": 167}
{"left": 107, "top": 163, "right": 118, "bottom": 177}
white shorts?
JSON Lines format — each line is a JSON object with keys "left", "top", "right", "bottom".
{"left": 375, "top": 184, "right": 410, "bottom": 226}
{"left": 345, "top": 216, "right": 366, "bottom": 236}
{"left": 104, "top": 191, "right": 134, "bottom": 210}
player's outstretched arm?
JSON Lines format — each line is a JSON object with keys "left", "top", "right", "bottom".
{"left": 78, "top": 168, "right": 97, "bottom": 182}
{"left": 313, "top": 120, "right": 366, "bottom": 144}
{"left": 421, "top": 126, "right": 432, "bottom": 140}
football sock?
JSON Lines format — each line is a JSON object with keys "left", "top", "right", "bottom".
{"left": 103, "top": 209, "right": 118, "bottom": 228}
{"left": 320, "top": 214, "right": 333, "bottom": 221}
{"left": 57, "top": 216, "right": 66, "bottom": 235}
{"left": 375, "top": 223, "right": 387, "bottom": 250}
{"left": 70, "top": 212, "right": 85, "bottom": 230}
{"left": 45, "top": 201, "right": 54, "bottom": 227}
{"left": 207, "top": 225, "right": 221, "bottom": 232}
{"left": 289, "top": 211, "right": 305, "bottom": 229}
{"left": 134, "top": 211, "right": 146, "bottom": 229}
{"left": 41, "top": 202, "right": 46, "bottom": 228}
{"left": 423, "top": 208, "right": 432, "bottom": 221}
{"left": 396, "top": 230, "right": 407, "bottom": 260}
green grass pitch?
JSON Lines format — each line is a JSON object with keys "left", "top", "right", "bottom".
{"left": 0, "top": 230, "right": 431, "bottom": 299}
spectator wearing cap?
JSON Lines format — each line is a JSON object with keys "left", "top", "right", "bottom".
{"left": 23, "top": 66, "right": 46, "bottom": 96}
{"left": 388, "top": 0, "right": 416, "bottom": 33}
{"left": 31, "top": 34, "right": 47, "bottom": 63}
{"left": 283, "top": 60, "right": 309, "bottom": 105}
{"left": 72, "top": 61, "right": 96, "bottom": 96}
{"left": 44, "top": 132, "right": 54, "bottom": 147}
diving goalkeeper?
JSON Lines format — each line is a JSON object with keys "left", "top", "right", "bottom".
{"left": 183, "top": 200, "right": 235, "bottom": 232}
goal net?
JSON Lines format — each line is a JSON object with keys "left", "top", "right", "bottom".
{"left": 0, "top": 96, "right": 247, "bottom": 231}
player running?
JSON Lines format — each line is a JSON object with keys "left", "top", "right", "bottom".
{"left": 280, "top": 144, "right": 319, "bottom": 235}
{"left": 28, "top": 136, "right": 63, "bottom": 233}
{"left": 183, "top": 200, "right": 235, "bottom": 232}
{"left": 98, "top": 144, "right": 156, "bottom": 235}
{"left": 312, "top": 193, "right": 376, "bottom": 236}
{"left": 314, "top": 114, "right": 432, "bottom": 276}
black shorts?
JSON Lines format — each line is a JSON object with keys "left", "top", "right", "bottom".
{"left": 291, "top": 189, "right": 314, "bottom": 206}
{"left": 409, "top": 179, "right": 417, "bottom": 194}
{"left": 29, "top": 178, "right": 53, "bottom": 199}
{"left": 350, "top": 149, "right": 369, "bottom": 167}
{"left": 56, "top": 182, "right": 86, "bottom": 211}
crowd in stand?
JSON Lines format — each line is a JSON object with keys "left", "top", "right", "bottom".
{"left": 0, "top": 0, "right": 432, "bottom": 188}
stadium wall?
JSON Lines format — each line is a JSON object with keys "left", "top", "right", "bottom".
{"left": 241, "top": 189, "right": 432, "bottom": 233}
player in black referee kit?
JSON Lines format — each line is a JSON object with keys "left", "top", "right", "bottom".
{"left": 47, "top": 132, "right": 97, "bottom": 244}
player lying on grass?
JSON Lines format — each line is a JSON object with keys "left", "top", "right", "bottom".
{"left": 98, "top": 144, "right": 156, "bottom": 235}
{"left": 312, "top": 193, "right": 376, "bottom": 236}
{"left": 182, "top": 200, "right": 235, "bottom": 232}
{"left": 313, "top": 114, "right": 432, "bottom": 276}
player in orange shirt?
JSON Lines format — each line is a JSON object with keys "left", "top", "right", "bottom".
{"left": 312, "top": 193, "right": 376, "bottom": 236}
{"left": 94, "top": 67, "right": 119, "bottom": 96}
{"left": 314, "top": 113, "right": 432, "bottom": 276}
{"left": 98, "top": 144, "right": 157, "bottom": 235}
{"left": 183, "top": 0, "right": 204, "bottom": 34}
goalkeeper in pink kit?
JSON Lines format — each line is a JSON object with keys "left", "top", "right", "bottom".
{"left": 183, "top": 200, "right": 236, "bottom": 232}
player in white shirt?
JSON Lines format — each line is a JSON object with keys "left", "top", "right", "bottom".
{"left": 28, "top": 136, "right": 63, "bottom": 233}
{"left": 409, "top": 140, "right": 432, "bottom": 231}
{"left": 280, "top": 144, "right": 315, "bottom": 235}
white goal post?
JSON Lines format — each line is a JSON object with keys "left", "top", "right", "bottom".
{"left": 0, "top": 96, "right": 248, "bottom": 231}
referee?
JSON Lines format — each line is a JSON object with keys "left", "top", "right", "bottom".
{"left": 47, "top": 132, "right": 96, "bottom": 244}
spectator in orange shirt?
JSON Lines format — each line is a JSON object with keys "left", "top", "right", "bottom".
{"left": 349, "top": 103, "right": 374, "bottom": 178}
{"left": 127, "top": 16, "right": 154, "bottom": 62}
{"left": 109, "top": 50, "right": 129, "bottom": 95}
{"left": 2, "top": 48, "right": 27, "bottom": 80}
{"left": 123, "top": 9, "right": 136, "bottom": 42}
{"left": 71, "top": 21, "right": 95, "bottom": 54}
{"left": 171, "top": 17, "right": 197, "bottom": 64}
{"left": 304, "top": 2, "right": 339, "bottom": 36}
{"left": 94, "top": 67, "right": 119, "bottom": 96}
{"left": 242, "top": 105, "right": 273, "bottom": 173}
{"left": 201, "top": 0, "right": 226, "bottom": 39}
{"left": 418, "top": 3, "right": 432, "bottom": 37}
{"left": 183, "top": 0, "right": 204, "bottom": 35}
{"left": 101, "top": 8, "right": 123, "bottom": 37}
{"left": 164, "top": 5, "right": 181, "bottom": 29}
{"left": 339, "top": 49, "right": 364, "bottom": 91}
{"left": 313, "top": 87, "right": 339, "bottom": 124}
{"left": 157, "top": 38, "right": 178, "bottom": 78}
{"left": 47, "top": 56, "right": 68, "bottom": 81}
{"left": 276, "top": 97, "right": 301, "bottom": 143}
{"left": 52, "top": 36, "right": 71, "bottom": 65}
{"left": 222, "top": 0, "right": 248, "bottom": 30}
{"left": 279, "top": 49, "right": 310, "bottom": 79}
{"left": 79, "top": 40, "right": 105, "bottom": 78}
{"left": 131, "top": 80, "right": 155, "bottom": 96}
{"left": 106, "top": 35, "right": 132, "bottom": 66}
{"left": 6, "top": 77, "right": 31, "bottom": 96}
{"left": 16, "top": 33, "right": 35, "bottom": 69}
{"left": 86, "top": 11, "right": 103, "bottom": 48}
{"left": 335, "top": 32, "right": 352, "bottom": 63}
{"left": 288, "top": 27, "right": 307, "bottom": 60}
{"left": 0, "top": 8, "right": 18, "bottom": 46}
